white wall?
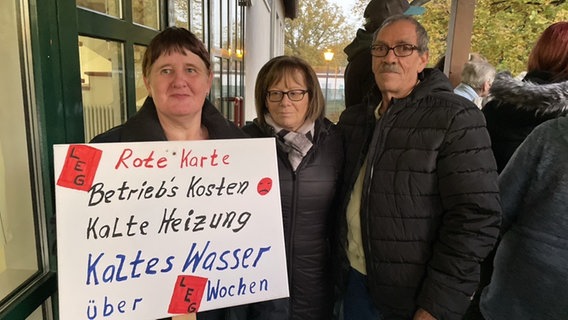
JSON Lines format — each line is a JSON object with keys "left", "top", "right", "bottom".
{"left": 244, "top": 0, "right": 287, "bottom": 123}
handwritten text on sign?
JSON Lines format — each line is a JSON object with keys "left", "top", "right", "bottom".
{"left": 54, "top": 139, "right": 288, "bottom": 320}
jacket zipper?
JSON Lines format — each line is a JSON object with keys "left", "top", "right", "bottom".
{"left": 362, "top": 105, "right": 392, "bottom": 279}
{"left": 286, "top": 136, "right": 317, "bottom": 317}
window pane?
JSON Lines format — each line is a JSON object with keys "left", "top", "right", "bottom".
{"left": 235, "top": 61, "right": 244, "bottom": 97}
{"left": 134, "top": 45, "right": 147, "bottom": 110}
{"left": 211, "top": 57, "right": 222, "bottom": 108}
{"left": 79, "top": 36, "right": 126, "bottom": 142}
{"left": 190, "top": 0, "right": 205, "bottom": 42}
{"left": 25, "top": 301, "right": 48, "bottom": 320}
{"left": 211, "top": 0, "right": 221, "bottom": 48}
{"left": 236, "top": 2, "right": 243, "bottom": 60}
{"left": 0, "top": 0, "right": 40, "bottom": 302}
{"left": 132, "top": 0, "right": 159, "bottom": 29}
{"left": 77, "top": 0, "right": 121, "bottom": 18}
{"left": 223, "top": 0, "right": 231, "bottom": 50}
{"left": 230, "top": 59, "right": 237, "bottom": 99}
{"left": 222, "top": 58, "right": 230, "bottom": 118}
{"left": 172, "top": 0, "right": 189, "bottom": 28}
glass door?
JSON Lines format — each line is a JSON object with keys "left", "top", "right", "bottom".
{"left": 0, "top": 0, "right": 52, "bottom": 317}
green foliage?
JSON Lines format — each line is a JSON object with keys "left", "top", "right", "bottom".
{"left": 284, "top": 0, "right": 356, "bottom": 66}
{"left": 353, "top": 0, "right": 368, "bottom": 20}
{"left": 414, "top": 0, "right": 451, "bottom": 68}
{"left": 286, "top": 0, "right": 568, "bottom": 77}
{"left": 419, "top": 0, "right": 568, "bottom": 75}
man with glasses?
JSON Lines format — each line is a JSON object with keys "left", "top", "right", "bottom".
{"left": 334, "top": 15, "right": 501, "bottom": 320}
{"left": 343, "top": 0, "right": 417, "bottom": 108}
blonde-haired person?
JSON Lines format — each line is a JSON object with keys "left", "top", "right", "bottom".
{"left": 231, "top": 55, "right": 343, "bottom": 320}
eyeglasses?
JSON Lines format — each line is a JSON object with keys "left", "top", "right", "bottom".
{"left": 370, "top": 44, "right": 420, "bottom": 57}
{"left": 266, "top": 90, "right": 308, "bottom": 102}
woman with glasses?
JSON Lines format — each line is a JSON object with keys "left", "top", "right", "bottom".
{"left": 231, "top": 55, "right": 344, "bottom": 320}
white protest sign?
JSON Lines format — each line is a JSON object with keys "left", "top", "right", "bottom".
{"left": 54, "top": 138, "right": 288, "bottom": 320}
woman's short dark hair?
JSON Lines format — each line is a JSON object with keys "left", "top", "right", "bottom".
{"left": 528, "top": 21, "right": 568, "bottom": 82}
{"left": 142, "top": 27, "right": 211, "bottom": 78}
{"left": 254, "top": 55, "right": 325, "bottom": 126}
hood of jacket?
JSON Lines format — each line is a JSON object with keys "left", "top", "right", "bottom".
{"left": 490, "top": 71, "right": 568, "bottom": 115}
{"left": 344, "top": 29, "right": 374, "bottom": 62}
{"left": 411, "top": 68, "right": 454, "bottom": 97}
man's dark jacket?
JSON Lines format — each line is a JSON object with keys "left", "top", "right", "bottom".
{"left": 233, "top": 117, "right": 343, "bottom": 320}
{"left": 335, "top": 68, "right": 501, "bottom": 320}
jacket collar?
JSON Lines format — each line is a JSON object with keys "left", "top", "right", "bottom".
{"left": 490, "top": 71, "right": 568, "bottom": 115}
{"left": 119, "top": 97, "right": 244, "bottom": 141}
{"left": 365, "top": 68, "right": 453, "bottom": 112}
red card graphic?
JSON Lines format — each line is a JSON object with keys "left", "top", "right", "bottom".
{"left": 168, "top": 275, "right": 208, "bottom": 314}
{"left": 57, "top": 145, "right": 102, "bottom": 191}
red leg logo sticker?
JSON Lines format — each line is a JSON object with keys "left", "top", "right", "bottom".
{"left": 257, "top": 177, "right": 273, "bottom": 196}
{"left": 168, "top": 275, "right": 208, "bottom": 315}
{"left": 57, "top": 145, "right": 102, "bottom": 191}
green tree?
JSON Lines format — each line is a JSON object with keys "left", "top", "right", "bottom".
{"left": 418, "top": 0, "right": 568, "bottom": 75}
{"left": 285, "top": 0, "right": 355, "bottom": 66}
{"left": 286, "top": 0, "right": 568, "bottom": 95}
{"left": 353, "top": 0, "right": 368, "bottom": 25}
{"left": 414, "top": 0, "right": 451, "bottom": 68}
{"left": 473, "top": 0, "right": 568, "bottom": 74}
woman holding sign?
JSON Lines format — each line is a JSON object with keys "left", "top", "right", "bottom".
{"left": 90, "top": 27, "right": 244, "bottom": 320}
{"left": 231, "top": 55, "right": 344, "bottom": 319}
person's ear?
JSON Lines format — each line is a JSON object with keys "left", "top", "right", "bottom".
{"left": 206, "top": 71, "right": 213, "bottom": 95}
{"left": 483, "top": 80, "right": 491, "bottom": 96}
{"left": 417, "top": 51, "right": 429, "bottom": 73}
{"left": 144, "top": 77, "right": 152, "bottom": 97}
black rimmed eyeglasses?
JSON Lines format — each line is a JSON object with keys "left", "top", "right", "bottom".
{"left": 266, "top": 90, "right": 308, "bottom": 102}
{"left": 370, "top": 44, "right": 420, "bottom": 57}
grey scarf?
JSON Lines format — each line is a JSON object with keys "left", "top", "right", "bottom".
{"left": 265, "top": 114, "right": 314, "bottom": 171}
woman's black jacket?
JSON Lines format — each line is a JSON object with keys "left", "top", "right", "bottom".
{"left": 234, "top": 117, "right": 343, "bottom": 320}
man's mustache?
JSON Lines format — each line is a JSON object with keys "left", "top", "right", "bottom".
{"left": 378, "top": 64, "right": 400, "bottom": 73}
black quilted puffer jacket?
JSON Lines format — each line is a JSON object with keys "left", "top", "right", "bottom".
{"left": 335, "top": 68, "right": 501, "bottom": 320}
{"left": 234, "top": 117, "right": 343, "bottom": 320}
